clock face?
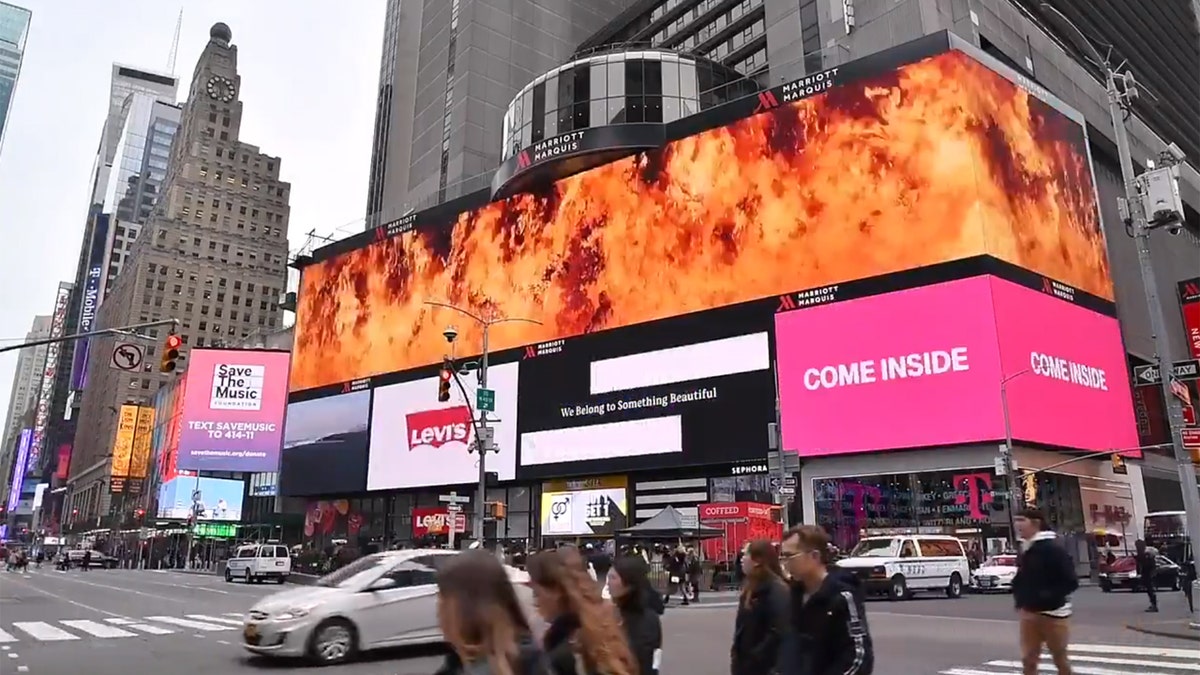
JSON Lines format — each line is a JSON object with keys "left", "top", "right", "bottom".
{"left": 205, "top": 75, "right": 236, "bottom": 103}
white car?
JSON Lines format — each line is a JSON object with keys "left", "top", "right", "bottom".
{"left": 834, "top": 534, "right": 971, "bottom": 600}
{"left": 241, "top": 549, "right": 534, "bottom": 665}
{"left": 971, "top": 554, "right": 1018, "bottom": 592}
{"left": 225, "top": 543, "right": 291, "bottom": 584}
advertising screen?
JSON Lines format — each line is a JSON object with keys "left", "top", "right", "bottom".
{"left": 156, "top": 475, "right": 244, "bottom": 521}
{"left": 28, "top": 283, "right": 71, "bottom": 471}
{"left": 176, "top": 348, "right": 290, "bottom": 472}
{"left": 6, "top": 429, "right": 32, "bottom": 512}
{"left": 541, "top": 487, "right": 629, "bottom": 537}
{"left": 1180, "top": 277, "right": 1200, "bottom": 360}
{"left": 367, "top": 362, "right": 519, "bottom": 490}
{"left": 279, "top": 389, "right": 371, "bottom": 496}
{"left": 517, "top": 310, "right": 774, "bottom": 477}
{"left": 989, "top": 276, "right": 1138, "bottom": 454}
{"left": 777, "top": 278, "right": 1004, "bottom": 456}
{"left": 412, "top": 506, "right": 467, "bottom": 537}
{"left": 54, "top": 443, "right": 71, "bottom": 481}
{"left": 109, "top": 404, "right": 140, "bottom": 493}
{"left": 70, "top": 212, "right": 109, "bottom": 390}
{"left": 291, "top": 47, "right": 1110, "bottom": 393}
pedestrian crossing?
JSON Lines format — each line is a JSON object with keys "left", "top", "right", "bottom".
{"left": 939, "top": 643, "right": 1200, "bottom": 674}
{"left": 0, "top": 612, "right": 245, "bottom": 644}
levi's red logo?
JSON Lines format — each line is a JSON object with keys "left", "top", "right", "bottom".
{"left": 406, "top": 406, "right": 471, "bottom": 449}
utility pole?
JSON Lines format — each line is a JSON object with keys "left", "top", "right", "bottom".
{"left": 1042, "top": 4, "right": 1200, "bottom": 630}
{"left": 999, "top": 370, "right": 1030, "bottom": 545}
{"left": 769, "top": 361, "right": 791, "bottom": 528}
{"left": 425, "top": 301, "right": 541, "bottom": 546}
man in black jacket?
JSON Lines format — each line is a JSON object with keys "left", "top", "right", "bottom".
{"left": 1012, "top": 508, "right": 1077, "bottom": 675}
{"left": 1134, "top": 539, "right": 1158, "bottom": 613}
{"left": 779, "top": 525, "right": 873, "bottom": 675}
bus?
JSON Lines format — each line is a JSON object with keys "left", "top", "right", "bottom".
{"left": 1144, "top": 511, "right": 1190, "bottom": 564}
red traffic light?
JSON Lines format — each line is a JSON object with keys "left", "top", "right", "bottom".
{"left": 440, "top": 369, "right": 452, "bottom": 381}
{"left": 165, "top": 334, "right": 182, "bottom": 350}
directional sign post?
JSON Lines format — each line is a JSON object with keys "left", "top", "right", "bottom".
{"left": 476, "top": 387, "right": 495, "bottom": 413}
{"left": 109, "top": 342, "right": 144, "bottom": 372}
{"left": 1133, "top": 359, "right": 1200, "bottom": 386}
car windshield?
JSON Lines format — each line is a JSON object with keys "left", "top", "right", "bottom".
{"left": 315, "top": 554, "right": 390, "bottom": 588}
{"left": 849, "top": 538, "right": 898, "bottom": 557}
{"left": 982, "top": 556, "right": 1016, "bottom": 567}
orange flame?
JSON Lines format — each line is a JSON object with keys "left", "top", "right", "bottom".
{"left": 293, "top": 50, "right": 1110, "bottom": 392}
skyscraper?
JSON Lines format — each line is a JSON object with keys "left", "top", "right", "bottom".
{"left": 64, "top": 23, "right": 291, "bottom": 524}
{"left": 0, "top": 1, "right": 30, "bottom": 157}
{"left": 0, "top": 315, "right": 50, "bottom": 488}
{"left": 363, "top": 0, "right": 637, "bottom": 225}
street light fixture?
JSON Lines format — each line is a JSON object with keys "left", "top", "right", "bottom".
{"left": 999, "top": 369, "right": 1030, "bottom": 544}
{"left": 423, "top": 300, "right": 542, "bottom": 546}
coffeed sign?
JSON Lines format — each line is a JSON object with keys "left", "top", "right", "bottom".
{"left": 210, "top": 363, "right": 266, "bottom": 411}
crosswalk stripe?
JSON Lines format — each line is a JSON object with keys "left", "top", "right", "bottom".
{"left": 985, "top": 661, "right": 1181, "bottom": 675}
{"left": 125, "top": 623, "right": 175, "bottom": 636}
{"left": 185, "top": 614, "right": 244, "bottom": 626}
{"left": 104, "top": 618, "right": 135, "bottom": 626}
{"left": 12, "top": 622, "right": 80, "bottom": 641}
{"left": 0, "top": 628, "right": 16, "bottom": 644}
{"left": 60, "top": 620, "right": 136, "bottom": 639}
{"left": 1069, "top": 644, "right": 1200, "bottom": 660}
{"left": 223, "top": 612, "right": 243, "bottom": 618}
{"left": 942, "top": 669, "right": 1019, "bottom": 675}
{"left": 144, "top": 616, "right": 232, "bottom": 631}
{"left": 1067, "top": 655, "right": 1200, "bottom": 671}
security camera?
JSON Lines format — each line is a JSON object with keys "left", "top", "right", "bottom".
{"left": 1165, "top": 142, "right": 1186, "bottom": 163}
{"left": 442, "top": 326, "right": 459, "bottom": 343}
{"left": 1166, "top": 222, "right": 1183, "bottom": 236}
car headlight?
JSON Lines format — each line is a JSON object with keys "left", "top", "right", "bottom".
{"left": 274, "top": 607, "right": 313, "bottom": 620}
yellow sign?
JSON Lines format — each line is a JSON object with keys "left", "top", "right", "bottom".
{"left": 110, "top": 405, "right": 139, "bottom": 478}
{"left": 542, "top": 475, "right": 627, "bottom": 493}
{"left": 129, "top": 407, "right": 155, "bottom": 479}
{"left": 1022, "top": 472, "right": 1039, "bottom": 506}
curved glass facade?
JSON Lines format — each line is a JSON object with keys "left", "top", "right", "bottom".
{"left": 502, "top": 49, "right": 757, "bottom": 161}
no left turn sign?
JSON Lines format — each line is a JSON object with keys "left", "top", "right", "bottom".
{"left": 110, "top": 342, "right": 144, "bottom": 371}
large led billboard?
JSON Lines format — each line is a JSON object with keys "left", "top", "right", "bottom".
{"left": 776, "top": 276, "right": 1137, "bottom": 456}
{"left": 70, "top": 212, "right": 110, "bottom": 390}
{"left": 291, "top": 47, "right": 1109, "bottom": 394}
{"left": 157, "top": 475, "right": 245, "bottom": 521}
{"left": 28, "top": 283, "right": 72, "bottom": 472}
{"left": 176, "top": 348, "right": 290, "bottom": 472}
{"left": 6, "top": 429, "right": 32, "bottom": 512}
{"left": 279, "top": 389, "right": 370, "bottom": 496}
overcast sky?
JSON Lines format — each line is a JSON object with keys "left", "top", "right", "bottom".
{"left": 0, "top": 0, "right": 383, "bottom": 431}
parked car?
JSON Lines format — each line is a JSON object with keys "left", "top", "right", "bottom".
{"left": 240, "top": 549, "right": 535, "bottom": 665}
{"left": 64, "top": 549, "right": 118, "bottom": 569}
{"left": 1099, "top": 554, "right": 1182, "bottom": 592}
{"left": 970, "top": 554, "right": 1018, "bottom": 593}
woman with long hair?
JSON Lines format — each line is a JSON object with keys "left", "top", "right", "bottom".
{"left": 527, "top": 548, "right": 639, "bottom": 675}
{"left": 434, "top": 550, "right": 547, "bottom": 675}
{"left": 606, "top": 555, "right": 664, "bottom": 675}
{"left": 730, "top": 540, "right": 792, "bottom": 675}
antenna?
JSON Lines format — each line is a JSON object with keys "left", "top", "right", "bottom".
{"left": 167, "top": 7, "right": 183, "bottom": 76}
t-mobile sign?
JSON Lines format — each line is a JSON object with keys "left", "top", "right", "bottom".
{"left": 776, "top": 277, "right": 1004, "bottom": 456}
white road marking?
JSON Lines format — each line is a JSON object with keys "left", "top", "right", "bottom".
{"left": 223, "top": 612, "right": 243, "bottom": 618}
{"left": 985, "top": 662, "right": 1179, "bottom": 675}
{"left": 144, "top": 616, "right": 232, "bottom": 631}
{"left": 104, "top": 618, "right": 135, "bottom": 625}
{"left": 0, "top": 629, "right": 15, "bottom": 644}
{"left": 1069, "top": 644, "right": 1200, "bottom": 660}
{"left": 60, "top": 620, "right": 136, "bottom": 639}
{"left": 12, "top": 622, "right": 80, "bottom": 641}
{"left": 6, "top": 652, "right": 15, "bottom": 658}
{"left": 1067, "top": 655, "right": 1200, "bottom": 671}
{"left": 0, "top": 570, "right": 128, "bottom": 618}
{"left": 18, "top": 665, "right": 29, "bottom": 672}
{"left": 185, "top": 614, "right": 244, "bottom": 626}
{"left": 126, "top": 623, "right": 176, "bottom": 636}
{"left": 942, "top": 669, "right": 1018, "bottom": 675}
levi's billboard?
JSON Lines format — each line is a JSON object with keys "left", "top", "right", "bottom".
{"left": 366, "top": 362, "right": 519, "bottom": 490}
{"left": 177, "top": 348, "right": 291, "bottom": 472}
{"left": 412, "top": 506, "right": 467, "bottom": 537}
{"left": 776, "top": 276, "right": 1137, "bottom": 456}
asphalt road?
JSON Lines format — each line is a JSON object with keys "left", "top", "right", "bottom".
{"left": 1, "top": 567, "right": 1196, "bottom": 674}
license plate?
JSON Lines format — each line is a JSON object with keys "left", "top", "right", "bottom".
{"left": 980, "top": 578, "right": 994, "bottom": 587}
{"left": 276, "top": 561, "right": 283, "bottom": 566}
{"left": 244, "top": 624, "right": 258, "bottom": 639}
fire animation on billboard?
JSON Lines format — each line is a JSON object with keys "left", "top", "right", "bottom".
{"left": 291, "top": 47, "right": 1110, "bottom": 392}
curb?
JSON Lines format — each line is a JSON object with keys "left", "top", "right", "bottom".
{"left": 1124, "top": 622, "right": 1200, "bottom": 643}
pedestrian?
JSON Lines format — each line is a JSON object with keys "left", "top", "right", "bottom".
{"left": 527, "top": 547, "right": 638, "bottom": 675}
{"left": 685, "top": 547, "right": 702, "bottom": 602}
{"left": 1182, "top": 548, "right": 1196, "bottom": 614}
{"left": 778, "top": 525, "right": 873, "bottom": 675}
{"left": 730, "top": 540, "right": 791, "bottom": 675}
{"left": 606, "top": 555, "right": 663, "bottom": 675}
{"left": 663, "top": 547, "right": 690, "bottom": 606}
{"left": 81, "top": 548, "right": 92, "bottom": 571}
{"left": 432, "top": 550, "right": 548, "bottom": 675}
{"left": 1134, "top": 539, "right": 1158, "bottom": 613}
{"left": 1012, "top": 508, "right": 1077, "bottom": 675}
{"left": 34, "top": 549, "right": 44, "bottom": 569}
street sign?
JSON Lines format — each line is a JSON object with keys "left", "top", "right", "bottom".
{"left": 783, "top": 476, "right": 797, "bottom": 488}
{"left": 109, "top": 343, "right": 144, "bottom": 372}
{"left": 446, "top": 503, "right": 462, "bottom": 513}
{"left": 1182, "top": 428, "right": 1200, "bottom": 450}
{"left": 476, "top": 387, "right": 495, "bottom": 412}
{"left": 1133, "top": 359, "right": 1200, "bottom": 385}
{"left": 1184, "top": 404, "right": 1196, "bottom": 426}
{"left": 1171, "top": 378, "right": 1191, "bottom": 405}
{"left": 439, "top": 492, "right": 470, "bottom": 504}
{"left": 777, "top": 486, "right": 796, "bottom": 496}
{"left": 769, "top": 476, "right": 782, "bottom": 491}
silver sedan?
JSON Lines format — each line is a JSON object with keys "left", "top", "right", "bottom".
{"left": 241, "top": 549, "right": 534, "bottom": 665}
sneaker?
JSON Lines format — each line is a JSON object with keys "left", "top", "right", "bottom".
{"left": 1145, "top": 606, "right": 1159, "bottom": 613}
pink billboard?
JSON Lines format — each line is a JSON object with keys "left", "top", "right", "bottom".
{"left": 776, "top": 278, "right": 1003, "bottom": 456}
{"left": 776, "top": 276, "right": 1138, "bottom": 456}
{"left": 177, "top": 348, "right": 291, "bottom": 472}
{"left": 988, "top": 276, "right": 1139, "bottom": 456}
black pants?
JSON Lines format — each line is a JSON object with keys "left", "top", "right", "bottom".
{"left": 1143, "top": 578, "right": 1157, "bottom": 608}
{"left": 1185, "top": 578, "right": 1195, "bottom": 613}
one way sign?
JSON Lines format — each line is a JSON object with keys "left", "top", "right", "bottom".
{"left": 1133, "top": 359, "right": 1200, "bottom": 385}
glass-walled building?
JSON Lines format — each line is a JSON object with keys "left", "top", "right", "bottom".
{"left": 0, "top": 1, "right": 31, "bottom": 157}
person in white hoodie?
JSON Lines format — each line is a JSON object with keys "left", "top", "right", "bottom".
{"left": 1011, "top": 508, "right": 1078, "bottom": 675}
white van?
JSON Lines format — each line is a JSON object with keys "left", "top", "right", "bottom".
{"left": 225, "top": 543, "right": 291, "bottom": 584}
{"left": 834, "top": 534, "right": 970, "bottom": 600}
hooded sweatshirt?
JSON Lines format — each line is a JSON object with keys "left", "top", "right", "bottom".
{"left": 780, "top": 568, "right": 873, "bottom": 675}
{"left": 1012, "top": 530, "right": 1077, "bottom": 617}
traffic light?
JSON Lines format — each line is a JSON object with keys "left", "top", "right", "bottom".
{"left": 1110, "top": 453, "right": 1127, "bottom": 475}
{"left": 437, "top": 358, "right": 453, "bottom": 402}
{"left": 488, "top": 502, "right": 507, "bottom": 520}
{"left": 159, "top": 333, "right": 182, "bottom": 373}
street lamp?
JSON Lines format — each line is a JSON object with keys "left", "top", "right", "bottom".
{"left": 423, "top": 300, "right": 541, "bottom": 546}
{"left": 1042, "top": 4, "right": 1200, "bottom": 630}
{"left": 999, "top": 369, "right": 1030, "bottom": 544}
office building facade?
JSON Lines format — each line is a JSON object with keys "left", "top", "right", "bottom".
{"left": 64, "top": 23, "right": 291, "bottom": 527}
{"left": 364, "top": 0, "right": 638, "bottom": 224}
{"left": 0, "top": 1, "right": 29, "bottom": 157}
{"left": 0, "top": 314, "right": 50, "bottom": 505}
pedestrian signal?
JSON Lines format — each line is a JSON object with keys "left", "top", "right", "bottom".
{"left": 1110, "top": 453, "right": 1127, "bottom": 475}
{"left": 438, "top": 358, "right": 453, "bottom": 402}
{"left": 160, "top": 334, "right": 182, "bottom": 373}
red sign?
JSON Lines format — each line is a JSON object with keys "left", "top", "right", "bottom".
{"left": 412, "top": 507, "right": 467, "bottom": 537}
{"left": 405, "top": 407, "right": 471, "bottom": 450}
{"left": 54, "top": 444, "right": 72, "bottom": 481}
{"left": 1184, "top": 404, "right": 1196, "bottom": 426}
{"left": 1182, "top": 428, "right": 1200, "bottom": 451}
{"left": 1180, "top": 278, "right": 1200, "bottom": 360}
{"left": 699, "top": 502, "right": 782, "bottom": 561}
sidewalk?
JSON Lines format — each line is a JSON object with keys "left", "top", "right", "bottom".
{"left": 1125, "top": 617, "right": 1200, "bottom": 643}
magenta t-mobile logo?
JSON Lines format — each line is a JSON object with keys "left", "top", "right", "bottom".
{"left": 952, "top": 472, "right": 994, "bottom": 520}
{"left": 840, "top": 482, "right": 883, "bottom": 530}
